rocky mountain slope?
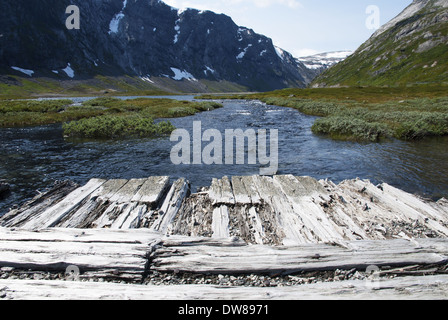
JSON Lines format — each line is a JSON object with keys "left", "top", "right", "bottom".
{"left": 0, "top": 0, "right": 314, "bottom": 93}
{"left": 313, "top": 0, "right": 448, "bottom": 87}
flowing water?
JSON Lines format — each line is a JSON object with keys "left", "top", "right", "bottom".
{"left": 1, "top": 96, "right": 447, "bottom": 215}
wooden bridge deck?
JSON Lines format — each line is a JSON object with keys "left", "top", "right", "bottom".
{"left": 0, "top": 175, "right": 447, "bottom": 300}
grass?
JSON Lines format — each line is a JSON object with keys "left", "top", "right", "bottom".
{"left": 62, "top": 115, "right": 175, "bottom": 139}
{"left": 0, "top": 97, "right": 223, "bottom": 139}
{"left": 312, "top": 6, "right": 448, "bottom": 87}
{"left": 0, "top": 74, "right": 173, "bottom": 100}
{"left": 0, "top": 99, "right": 106, "bottom": 127}
{"left": 197, "top": 86, "right": 448, "bottom": 142}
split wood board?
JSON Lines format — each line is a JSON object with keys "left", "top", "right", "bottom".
{"left": 1, "top": 275, "right": 448, "bottom": 300}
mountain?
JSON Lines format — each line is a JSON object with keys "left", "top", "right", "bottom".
{"left": 297, "top": 51, "right": 353, "bottom": 78}
{"left": 0, "top": 0, "right": 313, "bottom": 93}
{"left": 298, "top": 51, "right": 353, "bottom": 70}
{"left": 312, "top": 0, "right": 448, "bottom": 87}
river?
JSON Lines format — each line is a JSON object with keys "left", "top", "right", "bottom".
{"left": 1, "top": 96, "right": 447, "bottom": 215}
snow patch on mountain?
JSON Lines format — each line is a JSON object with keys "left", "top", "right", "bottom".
{"left": 204, "top": 66, "right": 216, "bottom": 75}
{"left": 298, "top": 51, "right": 353, "bottom": 70}
{"left": 140, "top": 75, "right": 154, "bottom": 83}
{"left": 237, "top": 44, "right": 253, "bottom": 60}
{"left": 170, "top": 67, "right": 197, "bottom": 81}
{"left": 109, "top": 0, "right": 128, "bottom": 35}
{"left": 63, "top": 63, "right": 75, "bottom": 78}
{"left": 274, "top": 46, "right": 286, "bottom": 61}
{"left": 11, "top": 66, "right": 34, "bottom": 77}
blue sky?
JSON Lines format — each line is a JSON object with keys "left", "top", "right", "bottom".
{"left": 163, "top": 0, "right": 412, "bottom": 57}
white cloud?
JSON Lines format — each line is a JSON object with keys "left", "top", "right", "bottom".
{"left": 293, "top": 48, "right": 320, "bottom": 58}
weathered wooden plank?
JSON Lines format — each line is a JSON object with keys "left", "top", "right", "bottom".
{"left": 19, "top": 179, "right": 106, "bottom": 230}
{"left": 221, "top": 176, "right": 235, "bottom": 204}
{"left": 247, "top": 207, "right": 266, "bottom": 245}
{"left": 0, "top": 181, "right": 78, "bottom": 228}
{"left": 92, "top": 203, "right": 129, "bottom": 229}
{"left": 2, "top": 275, "right": 448, "bottom": 300}
{"left": 274, "top": 175, "right": 346, "bottom": 243}
{"left": 231, "top": 176, "right": 251, "bottom": 205}
{"left": 296, "top": 176, "right": 330, "bottom": 196}
{"left": 251, "top": 176, "right": 309, "bottom": 245}
{"left": 212, "top": 206, "right": 230, "bottom": 238}
{"left": 0, "top": 228, "right": 161, "bottom": 282}
{"left": 240, "top": 176, "right": 262, "bottom": 205}
{"left": 333, "top": 179, "right": 448, "bottom": 239}
{"left": 152, "top": 238, "right": 448, "bottom": 275}
{"left": 108, "top": 179, "right": 147, "bottom": 203}
{"left": 0, "top": 227, "right": 161, "bottom": 244}
{"left": 95, "top": 179, "right": 129, "bottom": 200}
{"left": 131, "top": 176, "right": 170, "bottom": 204}
{"left": 151, "top": 179, "right": 190, "bottom": 234}
{"left": 120, "top": 204, "right": 149, "bottom": 229}
{"left": 208, "top": 177, "right": 235, "bottom": 205}
{"left": 110, "top": 203, "right": 139, "bottom": 229}
{"left": 56, "top": 179, "right": 140, "bottom": 229}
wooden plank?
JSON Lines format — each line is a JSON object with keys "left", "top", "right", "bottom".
{"left": 333, "top": 179, "right": 448, "bottom": 239}
{"left": 208, "top": 177, "right": 235, "bottom": 205}
{"left": 0, "top": 228, "right": 162, "bottom": 283}
{"left": 92, "top": 203, "right": 128, "bottom": 229}
{"left": 295, "top": 176, "right": 330, "bottom": 196}
{"left": 152, "top": 238, "right": 448, "bottom": 275}
{"left": 2, "top": 275, "right": 448, "bottom": 300}
{"left": 0, "top": 181, "right": 78, "bottom": 228}
{"left": 221, "top": 176, "right": 235, "bottom": 204}
{"left": 247, "top": 207, "right": 266, "bottom": 244}
{"left": 108, "top": 179, "right": 146, "bottom": 203}
{"left": 131, "top": 176, "right": 170, "bottom": 204}
{"left": 120, "top": 204, "right": 150, "bottom": 229}
{"left": 0, "top": 227, "right": 161, "bottom": 244}
{"left": 55, "top": 180, "right": 128, "bottom": 228}
{"left": 160, "top": 235, "right": 247, "bottom": 247}
{"left": 19, "top": 179, "right": 106, "bottom": 230}
{"left": 151, "top": 179, "right": 190, "bottom": 234}
{"left": 231, "top": 176, "right": 251, "bottom": 205}
{"left": 110, "top": 203, "right": 139, "bottom": 229}
{"left": 274, "top": 175, "right": 345, "bottom": 243}
{"left": 240, "top": 176, "right": 261, "bottom": 205}
{"left": 251, "top": 176, "right": 309, "bottom": 245}
{"left": 211, "top": 206, "right": 230, "bottom": 238}
{"left": 95, "top": 179, "right": 129, "bottom": 200}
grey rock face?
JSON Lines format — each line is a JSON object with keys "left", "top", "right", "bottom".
{"left": 0, "top": 0, "right": 312, "bottom": 91}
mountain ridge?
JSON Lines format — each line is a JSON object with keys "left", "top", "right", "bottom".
{"left": 312, "top": 0, "right": 448, "bottom": 87}
{"left": 0, "top": 0, "right": 316, "bottom": 93}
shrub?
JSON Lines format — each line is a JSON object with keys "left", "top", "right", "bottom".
{"left": 63, "top": 115, "right": 175, "bottom": 139}
{"left": 312, "top": 116, "right": 392, "bottom": 142}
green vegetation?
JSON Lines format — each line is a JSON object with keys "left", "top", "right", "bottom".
{"left": 0, "top": 97, "right": 223, "bottom": 139}
{"left": 264, "top": 96, "right": 448, "bottom": 142}
{"left": 197, "top": 85, "right": 448, "bottom": 103}
{"left": 312, "top": 4, "right": 448, "bottom": 87}
{"left": 79, "top": 97, "right": 223, "bottom": 119}
{"left": 62, "top": 115, "right": 175, "bottom": 139}
{"left": 0, "top": 99, "right": 105, "bottom": 127}
{"left": 0, "top": 75, "right": 172, "bottom": 100}
{"left": 197, "top": 86, "right": 448, "bottom": 142}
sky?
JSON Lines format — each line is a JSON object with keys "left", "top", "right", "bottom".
{"left": 163, "top": 0, "right": 412, "bottom": 57}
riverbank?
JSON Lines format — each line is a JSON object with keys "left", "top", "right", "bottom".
{"left": 197, "top": 86, "right": 448, "bottom": 142}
